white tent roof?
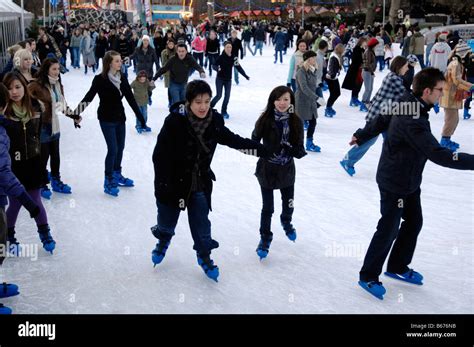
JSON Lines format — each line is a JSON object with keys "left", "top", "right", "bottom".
{"left": 0, "top": 0, "right": 34, "bottom": 18}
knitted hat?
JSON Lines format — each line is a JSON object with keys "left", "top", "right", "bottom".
{"left": 454, "top": 41, "right": 471, "bottom": 59}
{"left": 407, "top": 54, "right": 418, "bottom": 65}
{"left": 137, "top": 70, "right": 148, "bottom": 78}
{"left": 367, "top": 37, "right": 379, "bottom": 48}
{"left": 438, "top": 33, "right": 447, "bottom": 42}
{"left": 303, "top": 50, "right": 317, "bottom": 61}
{"left": 142, "top": 35, "right": 151, "bottom": 42}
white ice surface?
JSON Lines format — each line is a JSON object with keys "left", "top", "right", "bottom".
{"left": 2, "top": 43, "right": 473, "bottom": 314}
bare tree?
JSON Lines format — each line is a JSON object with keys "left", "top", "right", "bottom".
{"left": 389, "top": 0, "right": 402, "bottom": 26}
{"left": 364, "top": 0, "right": 376, "bottom": 27}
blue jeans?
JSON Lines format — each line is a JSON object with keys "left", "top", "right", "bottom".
{"left": 416, "top": 54, "right": 425, "bottom": 69}
{"left": 169, "top": 81, "right": 186, "bottom": 105}
{"left": 71, "top": 47, "right": 80, "bottom": 68}
{"left": 290, "top": 79, "right": 297, "bottom": 93}
{"left": 137, "top": 105, "right": 148, "bottom": 128}
{"left": 344, "top": 135, "right": 379, "bottom": 167}
{"left": 207, "top": 53, "right": 218, "bottom": 76}
{"left": 243, "top": 41, "right": 255, "bottom": 56}
{"left": 233, "top": 66, "right": 239, "bottom": 84}
{"left": 121, "top": 63, "right": 129, "bottom": 79}
{"left": 274, "top": 49, "right": 283, "bottom": 63}
{"left": 425, "top": 43, "right": 434, "bottom": 66}
{"left": 155, "top": 191, "right": 217, "bottom": 255}
{"left": 211, "top": 78, "right": 231, "bottom": 114}
{"left": 255, "top": 41, "right": 264, "bottom": 55}
{"left": 376, "top": 56, "right": 385, "bottom": 71}
{"left": 99, "top": 121, "right": 126, "bottom": 177}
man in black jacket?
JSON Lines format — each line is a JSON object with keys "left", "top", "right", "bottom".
{"left": 229, "top": 30, "right": 244, "bottom": 85}
{"left": 153, "top": 44, "right": 205, "bottom": 106}
{"left": 151, "top": 80, "right": 269, "bottom": 282}
{"left": 355, "top": 68, "right": 474, "bottom": 300}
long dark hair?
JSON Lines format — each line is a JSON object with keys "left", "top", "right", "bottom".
{"left": 35, "top": 57, "right": 62, "bottom": 87}
{"left": 254, "top": 86, "right": 302, "bottom": 145}
{"left": 101, "top": 50, "right": 121, "bottom": 79}
{"left": 2, "top": 72, "right": 35, "bottom": 119}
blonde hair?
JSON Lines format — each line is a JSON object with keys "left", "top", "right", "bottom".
{"left": 13, "top": 49, "right": 33, "bottom": 69}
{"left": 7, "top": 44, "right": 22, "bottom": 58}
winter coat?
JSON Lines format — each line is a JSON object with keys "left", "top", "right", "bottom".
{"left": 80, "top": 35, "right": 96, "bottom": 66}
{"left": 439, "top": 59, "right": 473, "bottom": 110}
{"left": 77, "top": 73, "right": 145, "bottom": 126}
{"left": 230, "top": 38, "right": 243, "bottom": 59}
{"left": 94, "top": 36, "right": 108, "bottom": 59}
{"left": 252, "top": 112, "right": 306, "bottom": 189}
{"left": 374, "top": 37, "right": 385, "bottom": 56}
{"left": 117, "top": 38, "right": 132, "bottom": 59}
{"left": 401, "top": 36, "right": 411, "bottom": 57}
{"left": 295, "top": 66, "right": 319, "bottom": 121}
{"left": 3, "top": 103, "right": 47, "bottom": 190}
{"left": 27, "top": 80, "right": 77, "bottom": 140}
{"left": 191, "top": 36, "right": 207, "bottom": 53}
{"left": 362, "top": 48, "right": 376, "bottom": 74}
{"left": 409, "top": 32, "right": 424, "bottom": 55}
{"left": 254, "top": 28, "right": 266, "bottom": 42}
{"left": 206, "top": 38, "right": 220, "bottom": 55}
{"left": 326, "top": 52, "right": 342, "bottom": 80}
{"left": 152, "top": 102, "right": 267, "bottom": 210}
{"left": 273, "top": 31, "right": 286, "bottom": 51}
{"left": 241, "top": 30, "right": 252, "bottom": 43}
{"left": 0, "top": 115, "right": 30, "bottom": 207}
{"left": 287, "top": 51, "right": 304, "bottom": 83}
{"left": 160, "top": 48, "right": 175, "bottom": 88}
{"left": 213, "top": 53, "right": 249, "bottom": 81}
{"left": 154, "top": 54, "right": 204, "bottom": 84}
{"left": 315, "top": 49, "right": 326, "bottom": 85}
{"left": 130, "top": 79, "right": 156, "bottom": 107}
{"left": 70, "top": 34, "right": 82, "bottom": 48}
{"left": 355, "top": 90, "right": 474, "bottom": 195}
{"left": 132, "top": 46, "right": 160, "bottom": 79}
{"left": 429, "top": 42, "right": 451, "bottom": 73}
{"left": 365, "top": 72, "right": 406, "bottom": 122}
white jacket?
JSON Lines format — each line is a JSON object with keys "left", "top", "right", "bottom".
{"left": 429, "top": 42, "right": 452, "bottom": 73}
{"left": 374, "top": 37, "right": 385, "bottom": 56}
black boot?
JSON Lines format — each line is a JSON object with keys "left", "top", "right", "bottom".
{"left": 37, "top": 224, "right": 56, "bottom": 254}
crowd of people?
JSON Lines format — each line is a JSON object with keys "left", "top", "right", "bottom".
{"left": 1, "top": 16, "right": 474, "bottom": 312}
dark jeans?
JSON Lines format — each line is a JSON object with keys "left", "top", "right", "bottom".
{"left": 99, "top": 121, "right": 126, "bottom": 177}
{"left": 376, "top": 55, "right": 385, "bottom": 71}
{"left": 307, "top": 117, "right": 317, "bottom": 139}
{"left": 416, "top": 54, "right": 425, "bottom": 69}
{"left": 155, "top": 191, "right": 217, "bottom": 256}
{"left": 207, "top": 53, "right": 218, "bottom": 76}
{"left": 41, "top": 138, "right": 61, "bottom": 179}
{"left": 464, "top": 77, "right": 474, "bottom": 109}
{"left": 260, "top": 185, "right": 294, "bottom": 237}
{"left": 211, "top": 78, "right": 231, "bottom": 114}
{"left": 274, "top": 49, "right": 283, "bottom": 63}
{"left": 360, "top": 187, "right": 423, "bottom": 282}
{"left": 326, "top": 79, "right": 341, "bottom": 108}
{"left": 0, "top": 207, "right": 6, "bottom": 265}
{"left": 192, "top": 52, "right": 204, "bottom": 74}
{"left": 169, "top": 81, "right": 186, "bottom": 105}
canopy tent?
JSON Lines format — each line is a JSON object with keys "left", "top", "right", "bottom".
{"left": 0, "top": 0, "right": 34, "bottom": 19}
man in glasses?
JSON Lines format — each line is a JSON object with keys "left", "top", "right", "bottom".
{"left": 354, "top": 67, "right": 474, "bottom": 299}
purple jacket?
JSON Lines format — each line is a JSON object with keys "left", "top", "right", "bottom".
{"left": 0, "top": 115, "right": 28, "bottom": 207}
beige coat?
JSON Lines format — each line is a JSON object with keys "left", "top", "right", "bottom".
{"left": 440, "top": 59, "right": 473, "bottom": 110}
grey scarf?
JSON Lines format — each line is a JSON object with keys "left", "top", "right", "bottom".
{"left": 108, "top": 71, "right": 122, "bottom": 96}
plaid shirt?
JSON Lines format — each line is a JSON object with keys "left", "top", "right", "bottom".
{"left": 366, "top": 72, "right": 406, "bottom": 122}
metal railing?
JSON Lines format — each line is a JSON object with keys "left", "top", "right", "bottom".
{"left": 0, "top": 15, "right": 22, "bottom": 72}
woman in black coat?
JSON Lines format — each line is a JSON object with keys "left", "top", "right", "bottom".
{"left": 74, "top": 51, "right": 147, "bottom": 197}
{"left": 94, "top": 30, "right": 108, "bottom": 70}
{"left": 252, "top": 85, "right": 306, "bottom": 259}
{"left": 151, "top": 80, "right": 269, "bottom": 282}
{"left": 342, "top": 37, "right": 367, "bottom": 107}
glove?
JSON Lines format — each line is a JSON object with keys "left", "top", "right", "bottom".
{"left": 246, "top": 76, "right": 250, "bottom": 81}
{"left": 317, "top": 97, "right": 326, "bottom": 107}
{"left": 17, "top": 192, "right": 40, "bottom": 218}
